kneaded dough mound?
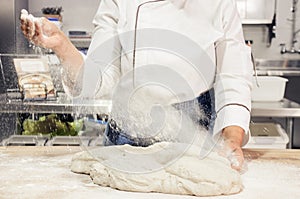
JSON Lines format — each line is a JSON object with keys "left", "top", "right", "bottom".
{"left": 71, "top": 142, "right": 242, "bottom": 196}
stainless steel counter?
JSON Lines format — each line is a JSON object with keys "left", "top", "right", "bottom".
{"left": 255, "top": 59, "right": 300, "bottom": 76}
{"left": 252, "top": 98, "right": 300, "bottom": 117}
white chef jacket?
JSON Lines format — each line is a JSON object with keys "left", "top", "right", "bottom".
{"left": 63, "top": 0, "right": 253, "bottom": 145}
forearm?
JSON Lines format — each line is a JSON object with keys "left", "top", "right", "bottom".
{"left": 49, "top": 32, "right": 84, "bottom": 97}
{"left": 52, "top": 33, "right": 84, "bottom": 84}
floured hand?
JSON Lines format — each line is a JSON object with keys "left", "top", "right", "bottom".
{"left": 219, "top": 126, "right": 247, "bottom": 172}
{"left": 20, "top": 9, "right": 67, "bottom": 51}
{"left": 221, "top": 139, "right": 246, "bottom": 172}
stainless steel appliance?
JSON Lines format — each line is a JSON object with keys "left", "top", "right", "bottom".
{"left": 0, "top": 0, "right": 29, "bottom": 54}
{"left": 0, "top": 0, "right": 29, "bottom": 142}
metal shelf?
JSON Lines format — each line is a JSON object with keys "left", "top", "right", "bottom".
{"left": 252, "top": 98, "right": 300, "bottom": 117}
{"left": 254, "top": 59, "right": 300, "bottom": 76}
{"left": 0, "top": 93, "right": 112, "bottom": 114}
{"left": 69, "top": 37, "right": 91, "bottom": 49}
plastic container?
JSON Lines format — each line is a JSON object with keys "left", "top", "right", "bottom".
{"left": 244, "top": 123, "right": 289, "bottom": 149}
{"left": 251, "top": 76, "right": 288, "bottom": 101}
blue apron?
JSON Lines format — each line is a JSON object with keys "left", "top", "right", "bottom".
{"left": 103, "top": 89, "right": 216, "bottom": 147}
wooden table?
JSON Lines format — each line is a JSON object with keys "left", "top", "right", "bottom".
{"left": 0, "top": 146, "right": 300, "bottom": 199}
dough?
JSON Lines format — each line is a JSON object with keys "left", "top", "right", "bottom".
{"left": 71, "top": 142, "right": 242, "bottom": 196}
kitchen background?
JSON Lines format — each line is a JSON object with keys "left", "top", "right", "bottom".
{"left": 27, "top": 0, "right": 300, "bottom": 59}
{"left": 1, "top": 0, "right": 300, "bottom": 148}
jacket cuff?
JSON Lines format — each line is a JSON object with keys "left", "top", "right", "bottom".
{"left": 212, "top": 105, "right": 251, "bottom": 146}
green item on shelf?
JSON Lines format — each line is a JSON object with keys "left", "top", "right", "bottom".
{"left": 22, "top": 114, "right": 83, "bottom": 137}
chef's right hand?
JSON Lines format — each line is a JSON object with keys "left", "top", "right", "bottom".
{"left": 20, "top": 9, "right": 67, "bottom": 51}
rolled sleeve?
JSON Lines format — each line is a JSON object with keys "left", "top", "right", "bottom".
{"left": 61, "top": 0, "right": 121, "bottom": 99}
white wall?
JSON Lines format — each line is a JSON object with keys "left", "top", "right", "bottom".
{"left": 28, "top": 0, "right": 100, "bottom": 35}
{"left": 236, "top": 0, "right": 275, "bottom": 20}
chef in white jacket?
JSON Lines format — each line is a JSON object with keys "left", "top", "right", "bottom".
{"left": 21, "top": 0, "right": 253, "bottom": 170}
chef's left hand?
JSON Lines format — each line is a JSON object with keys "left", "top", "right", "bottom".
{"left": 220, "top": 126, "right": 245, "bottom": 171}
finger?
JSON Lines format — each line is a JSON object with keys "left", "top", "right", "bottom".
{"left": 20, "top": 11, "right": 28, "bottom": 21}
{"left": 20, "top": 14, "right": 29, "bottom": 33}
{"left": 20, "top": 19, "right": 28, "bottom": 36}
{"left": 21, "top": 9, "right": 28, "bottom": 15}
{"left": 230, "top": 155, "right": 243, "bottom": 171}
{"left": 28, "top": 14, "right": 36, "bottom": 39}
{"left": 20, "top": 19, "right": 32, "bottom": 40}
{"left": 32, "top": 18, "right": 47, "bottom": 47}
{"left": 229, "top": 150, "right": 245, "bottom": 171}
{"left": 21, "top": 15, "right": 35, "bottom": 40}
{"left": 20, "top": 9, "right": 31, "bottom": 36}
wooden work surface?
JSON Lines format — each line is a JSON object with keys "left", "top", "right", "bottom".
{"left": 0, "top": 146, "right": 300, "bottom": 199}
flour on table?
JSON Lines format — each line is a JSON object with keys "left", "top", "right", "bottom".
{"left": 71, "top": 142, "right": 242, "bottom": 197}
